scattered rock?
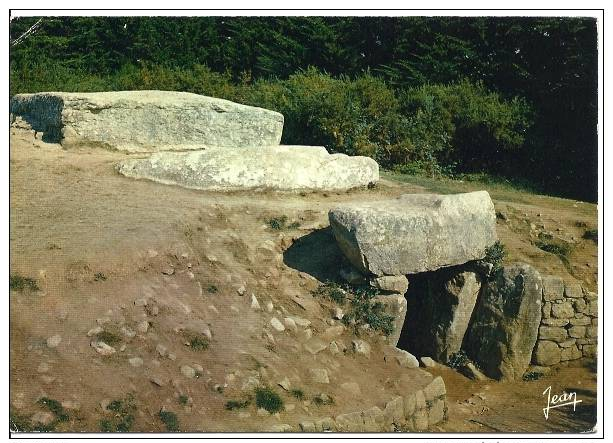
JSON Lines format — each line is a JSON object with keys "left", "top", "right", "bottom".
{"left": 136, "top": 320, "right": 150, "bottom": 334}
{"left": 181, "top": 365, "right": 196, "bottom": 378}
{"left": 250, "top": 294, "right": 261, "bottom": 310}
{"left": 134, "top": 298, "right": 148, "bottom": 307}
{"left": 352, "top": 339, "right": 371, "bottom": 357}
{"left": 278, "top": 377, "right": 291, "bottom": 391}
{"left": 309, "top": 368, "right": 330, "bottom": 384}
{"left": 265, "top": 301, "right": 274, "bottom": 313}
{"left": 161, "top": 266, "right": 174, "bottom": 275}
{"left": 283, "top": 317, "right": 298, "bottom": 332}
{"left": 30, "top": 411, "right": 54, "bottom": 426}
{"left": 121, "top": 326, "right": 136, "bottom": 338}
{"left": 37, "top": 362, "right": 50, "bottom": 373}
{"left": 459, "top": 362, "right": 489, "bottom": 381}
{"left": 332, "top": 307, "right": 344, "bottom": 320}
{"left": 129, "top": 357, "right": 144, "bottom": 367}
{"left": 420, "top": 357, "right": 437, "bottom": 368}
{"left": 150, "top": 376, "right": 166, "bottom": 387}
{"left": 46, "top": 335, "right": 62, "bottom": 348}
{"left": 304, "top": 338, "right": 328, "bottom": 355}
{"left": 91, "top": 341, "right": 116, "bottom": 356}
{"left": 370, "top": 275, "right": 409, "bottom": 294}
{"left": 270, "top": 317, "right": 285, "bottom": 332}
{"left": 395, "top": 350, "right": 419, "bottom": 368}
{"left": 87, "top": 326, "right": 103, "bottom": 337}
{"left": 236, "top": 285, "right": 246, "bottom": 296}
{"left": 289, "top": 316, "right": 311, "bottom": 328}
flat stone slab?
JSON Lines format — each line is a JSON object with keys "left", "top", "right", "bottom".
{"left": 10, "top": 91, "right": 284, "bottom": 152}
{"left": 328, "top": 191, "right": 497, "bottom": 276}
{"left": 116, "top": 145, "right": 379, "bottom": 192}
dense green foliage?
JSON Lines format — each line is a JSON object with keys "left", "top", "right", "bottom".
{"left": 10, "top": 16, "right": 597, "bottom": 201}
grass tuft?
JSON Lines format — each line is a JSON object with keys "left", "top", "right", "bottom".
{"left": 266, "top": 215, "right": 300, "bottom": 230}
{"left": 289, "top": 389, "right": 305, "bottom": 400}
{"left": 225, "top": 399, "right": 251, "bottom": 410}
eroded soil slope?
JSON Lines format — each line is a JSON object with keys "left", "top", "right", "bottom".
{"left": 9, "top": 127, "right": 597, "bottom": 433}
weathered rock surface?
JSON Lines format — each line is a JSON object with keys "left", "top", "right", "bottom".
{"left": 329, "top": 191, "right": 497, "bottom": 276}
{"left": 10, "top": 91, "right": 284, "bottom": 152}
{"left": 117, "top": 146, "right": 379, "bottom": 192}
{"left": 403, "top": 267, "right": 482, "bottom": 363}
{"left": 464, "top": 263, "right": 543, "bottom": 380}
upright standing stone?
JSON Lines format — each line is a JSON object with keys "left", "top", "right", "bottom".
{"left": 403, "top": 267, "right": 482, "bottom": 363}
{"left": 329, "top": 191, "right": 497, "bottom": 276}
{"left": 464, "top": 263, "right": 543, "bottom": 380}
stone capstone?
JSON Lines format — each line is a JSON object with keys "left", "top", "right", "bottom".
{"left": 10, "top": 91, "right": 284, "bottom": 151}
{"left": 117, "top": 145, "right": 379, "bottom": 192}
{"left": 328, "top": 191, "right": 497, "bottom": 276}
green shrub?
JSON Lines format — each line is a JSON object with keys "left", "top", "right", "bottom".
{"left": 95, "top": 330, "right": 122, "bottom": 346}
{"left": 37, "top": 397, "right": 69, "bottom": 423}
{"left": 484, "top": 241, "right": 506, "bottom": 274}
{"left": 583, "top": 229, "right": 598, "bottom": 242}
{"left": 99, "top": 396, "right": 136, "bottom": 432}
{"left": 313, "top": 282, "right": 347, "bottom": 305}
{"left": 225, "top": 399, "right": 251, "bottom": 410}
{"left": 289, "top": 389, "right": 305, "bottom": 400}
{"left": 447, "top": 350, "right": 470, "bottom": 370}
{"left": 158, "top": 410, "right": 179, "bottom": 432}
{"left": 9, "top": 274, "right": 39, "bottom": 292}
{"left": 522, "top": 371, "right": 544, "bottom": 382}
{"left": 342, "top": 286, "right": 395, "bottom": 336}
{"left": 254, "top": 387, "right": 284, "bottom": 414}
{"left": 398, "top": 79, "right": 533, "bottom": 174}
{"left": 266, "top": 215, "right": 300, "bottom": 230}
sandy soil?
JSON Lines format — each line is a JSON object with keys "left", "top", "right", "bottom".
{"left": 9, "top": 126, "right": 598, "bottom": 434}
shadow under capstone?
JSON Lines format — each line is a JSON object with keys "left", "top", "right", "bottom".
{"left": 283, "top": 227, "right": 350, "bottom": 283}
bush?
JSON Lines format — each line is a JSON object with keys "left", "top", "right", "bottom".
{"left": 398, "top": 79, "right": 533, "bottom": 175}
{"left": 158, "top": 410, "right": 179, "bottom": 432}
{"left": 254, "top": 387, "right": 284, "bottom": 414}
{"left": 484, "top": 241, "right": 506, "bottom": 274}
{"left": 342, "top": 286, "right": 395, "bottom": 336}
{"left": 10, "top": 63, "right": 533, "bottom": 186}
{"left": 9, "top": 274, "right": 39, "bottom": 292}
{"left": 99, "top": 396, "right": 136, "bottom": 432}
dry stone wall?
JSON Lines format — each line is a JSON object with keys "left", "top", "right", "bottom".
{"left": 533, "top": 276, "right": 598, "bottom": 366}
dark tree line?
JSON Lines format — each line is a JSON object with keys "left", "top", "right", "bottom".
{"left": 10, "top": 16, "right": 598, "bottom": 201}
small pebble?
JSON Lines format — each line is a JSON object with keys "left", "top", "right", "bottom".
{"left": 46, "top": 335, "right": 62, "bottom": 348}
{"left": 129, "top": 357, "right": 143, "bottom": 367}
